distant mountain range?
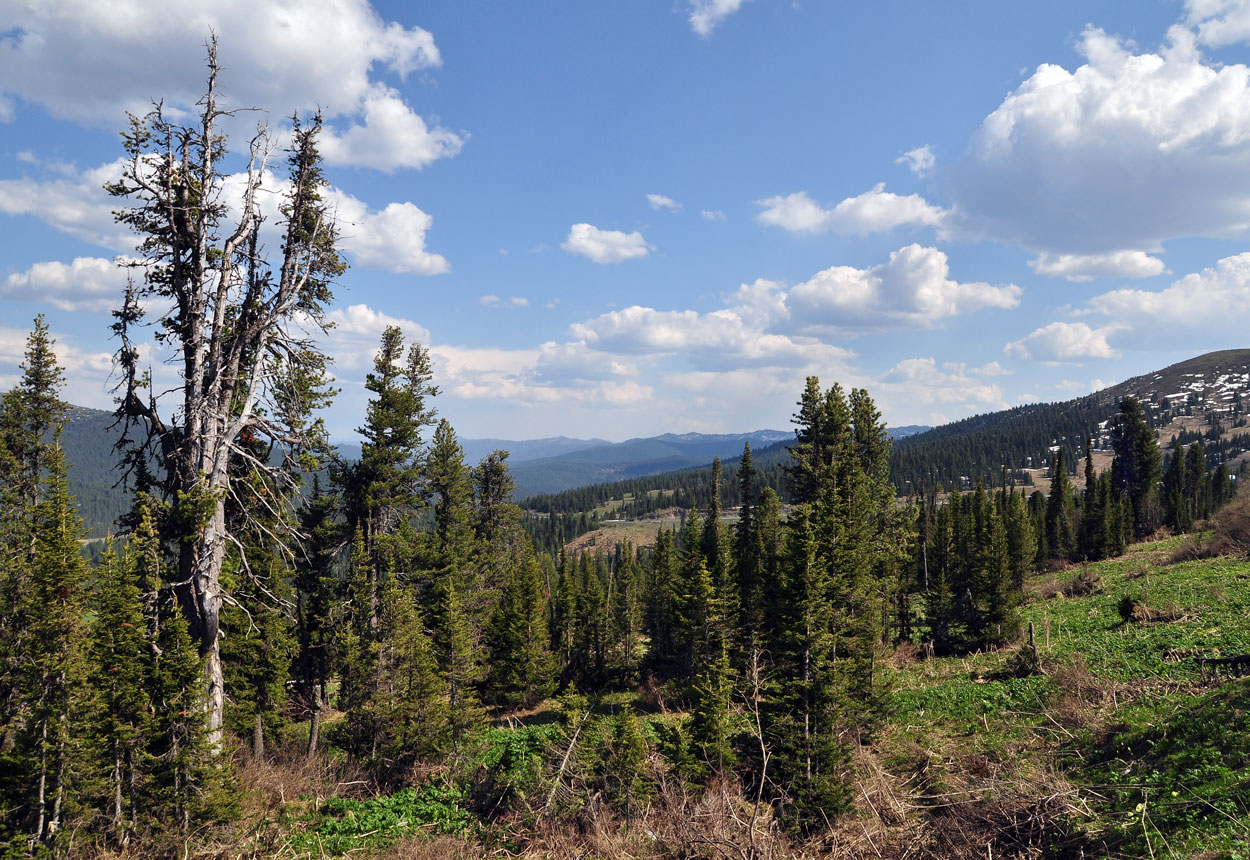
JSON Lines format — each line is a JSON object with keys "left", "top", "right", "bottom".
{"left": 332, "top": 435, "right": 614, "bottom": 468}
{"left": 50, "top": 347, "right": 1250, "bottom": 539}
{"left": 497, "top": 430, "right": 794, "bottom": 498}
{"left": 56, "top": 413, "right": 806, "bottom": 535}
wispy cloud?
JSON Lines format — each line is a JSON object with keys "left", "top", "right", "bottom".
{"left": 688, "top": 0, "right": 750, "bottom": 36}
{"left": 480, "top": 295, "right": 529, "bottom": 308}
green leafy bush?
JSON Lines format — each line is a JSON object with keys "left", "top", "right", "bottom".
{"left": 290, "top": 779, "right": 477, "bottom": 856}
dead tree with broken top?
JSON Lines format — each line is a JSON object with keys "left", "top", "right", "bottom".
{"left": 108, "top": 39, "right": 343, "bottom": 748}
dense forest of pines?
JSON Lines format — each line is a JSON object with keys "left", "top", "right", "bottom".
{"left": 0, "top": 56, "right": 1244, "bottom": 858}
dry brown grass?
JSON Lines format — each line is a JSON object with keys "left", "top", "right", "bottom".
{"left": 1033, "top": 567, "right": 1103, "bottom": 602}
{"left": 1043, "top": 655, "right": 1115, "bottom": 732}
{"left": 801, "top": 745, "right": 1097, "bottom": 860}
{"left": 362, "top": 834, "right": 481, "bottom": 859}
{"left": 516, "top": 774, "right": 795, "bottom": 860}
{"left": 1116, "top": 596, "right": 1190, "bottom": 624}
{"left": 1211, "top": 492, "right": 1250, "bottom": 557}
{"left": 889, "top": 641, "right": 923, "bottom": 668}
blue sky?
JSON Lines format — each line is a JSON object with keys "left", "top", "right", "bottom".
{"left": 4, "top": 0, "right": 1250, "bottom": 441}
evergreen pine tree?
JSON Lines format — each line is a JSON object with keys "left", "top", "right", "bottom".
{"left": 1111, "top": 396, "right": 1163, "bottom": 537}
{"left": 148, "top": 593, "right": 223, "bottom": 831}
{"left": 572, "top": 554, "right": 609, "bottom": 690}
{"left": 733, "top": 443, "right": 762, "bottom": 636}
{"left": 701, "top": 457, "right": 737, "bottom": 639}
{"left": 375, "top": 575, "right": 450, "bottom": 769}
{"left": 1078, "top": 441, "right": 1106, "bottom": 561}
{"left": 485, "top": 552, "right": 556, "bottom": 708}
{"left": 90, "top": 538, "right": 152, "bottom": 845}
{"left": 21, "top": 439, "right": 92, "bottom": 846}
{"left": 549, "top": 548, "right": 579, "bottom": 680}
{"left": 1045, "top": 449, "right": 1076, "bottom": 561}
{"left": 293, "top": 476, "right": 339, "bottom": 756}
{"left": 766, "top": 509, "right": 850, "bottom": 831}
{"left": 435, "top": 577, "right": 484, "bottom": 756}
{"left": 426, "top": 419, "right": 476, "bottom": 582}
{"left": 754, "top": 488, "right": 785, "bottom": 649}
{"left": 1004, "top": 487, "right": 1037, "bottom": 587}
{"left": 1163, "top": 449, "right": 1187, "bottom": 532}
{"left": 608, "top": 544, "right": 641, "bottom": 682}
{"left": 337, "top": 528, "right": 380, "bottom": 757}
{"left": 642, "top": 528, "right": 679, "bottom": 674}
{"left": 340, "top": 326, "right": 438, "bottom": 627}
{"left": 687, "top": 638, "right": 736, "bottom": 776}
{"left": 0, "top": 319, "right": 68, "bottom": 780}
{"left": 1184, "top": 442, "right": 1210, "bottom": 525}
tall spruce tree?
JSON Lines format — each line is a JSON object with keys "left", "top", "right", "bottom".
{"left": 701, "top": 457, "right": 736, "bottom": 639}
{"left": 90, "top": 539, "right": 152, "bottom": 846}
{"left": 485, "top": 551, "right": 555, "bottom": 708}
{"left": 642, "top": 528, "right": 679, "bottom": 674}
{"left": 21, "top": 439, "right": 92, "bottom": 847}
{"left": 375, "top": 575, "right": 450, "bottom": 770}
{"left": 1046, "top": 448, "right": 1076, "bottom": 561}
{"left": 0, "top": 318, "right": 68, "bottom": 775}
{"left": 733, "top": 443, "right": 765, "bottom": 637}
{"left": 435, "top": 577, "right": 484, "bottom": 756}
{"left": 1111, "top": 396, "right": 1163, "bottom": 537}
{"left": 1184, "top": 442, "right": 1210, "bottom": 525}
{"left": 293, "top": 477, "right": 339, "bottom": 756}
{"left": 341, "top": 326, "right": 438, "bottom": 626}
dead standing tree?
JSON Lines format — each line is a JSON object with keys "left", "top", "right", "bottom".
{"left": 108, "top": 39, "right": 343, "bottom": 746}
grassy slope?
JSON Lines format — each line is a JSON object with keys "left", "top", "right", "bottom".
{"left": 882, "top": 537, "right": 1250, "bottom": 858}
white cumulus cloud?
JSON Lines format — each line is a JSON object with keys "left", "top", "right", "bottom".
{"left": 756, "top": 185, "right": 946, "bottom": 235}
{"left": 785, "top": 244, "right": 1021, "bottom": 332}
{"left": 0, "top": 0, "right": 462, "bottom": 172}
{"left": 879, "top": 357, "right": 1009, "bottom": 412}
{"left": 321, "top": 304, "right": 431, "bottom": 370}
{"left": 1028, "top": 250, "right": 1170, "bottom": 282}
{"left": 561, "top": 223, "right": 650, "bottom": 264}
{"left": 569, "top": 303, "right": 854, "bottom": 372}
{"left": 0, "top": 158, "right": 131, "bottom": 251}
{"left": 2, "top": 257, "right": 129, "bottom": 312}
{"left": 328, "top": 194, "right": 450, "bottom": 275}
{"left": 1004, "top": 322, "right": 1122, "bottom": 363}
{"left": 950, "top": 23, "right": 1250, "bottom": 253}
{"left": 1085, "top": 250, "right": 1250, "bottom": 338}
{"left": 317, "top": 84, "right": 464, "bottom": 172}
{"left": 1187, "top": 0, "right": 1250, "bottom": 46}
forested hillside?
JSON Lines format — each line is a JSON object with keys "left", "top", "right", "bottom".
{"left": 891, "top": 349, "right": 1250, "bottom": 492}
{"left": 519, "top": 352, "right": 1250, "bottom": 556}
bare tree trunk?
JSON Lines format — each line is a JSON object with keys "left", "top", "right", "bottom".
{"left": 33, "top": 717, "right": 47, "bottom": 847}
{"left": 253, "top": 711, "right": 265, "bottom": 759}
{"left": 307, "top": 703, "right": 321, "bottom": 757}
{"left": 802, "top": 641, "right": 811, "bottom": 782}
{"left": 50, "top": 733, "right": 66, "bottom": 839}
{"left": 112, "top": 739, "right": 124, "bottom": 836}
